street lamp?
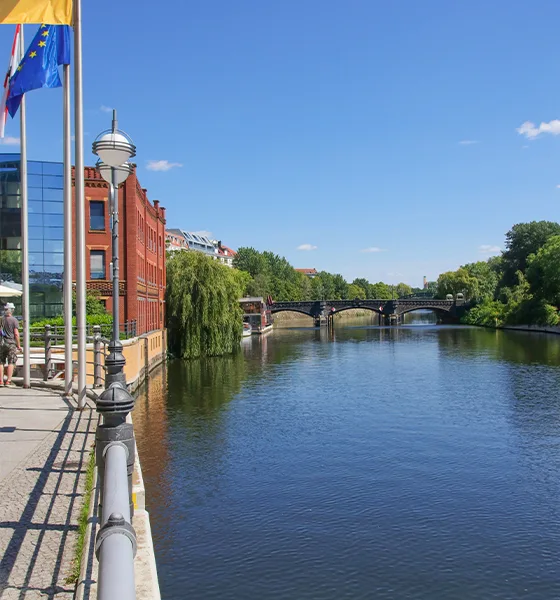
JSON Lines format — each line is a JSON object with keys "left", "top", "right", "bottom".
{"left": 92, "top": 110, "right": 138, "bottom": 539}
{"left": 92, "top": 110, "right": 135, "bottom": 386}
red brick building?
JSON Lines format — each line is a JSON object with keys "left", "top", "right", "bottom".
{"left": 72, "top": 166, "right": 166, "bottom": 335}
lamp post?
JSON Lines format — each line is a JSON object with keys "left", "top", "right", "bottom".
{"left": 92, "top": 111, "right": 138, "bottom": 534}
{"left": 92, "top": 110, "right": 135, "bottom": 388}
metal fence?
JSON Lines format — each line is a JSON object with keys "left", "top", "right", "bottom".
{"left": 27, "top": 321, "right": 141, "bottom": 597}
{"left": 26, "top": 322, "right": 136, "bottom": 387}
{"left": 96, "top": 441, "right": 136, "bottom": 599}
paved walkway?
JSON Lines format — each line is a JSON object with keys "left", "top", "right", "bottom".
{"left": 0, "top": 387, "right": 97, "bottom": 599}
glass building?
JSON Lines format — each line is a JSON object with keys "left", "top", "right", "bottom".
{"left": 0, "top": 153, "right": 64, "bottom": 318}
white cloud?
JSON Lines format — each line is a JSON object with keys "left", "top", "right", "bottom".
{"left": 516, "top": 119, "right": 560, "bottom": 139}
{"left": 146, "top": 160, "right": 183, "bottom": 172}
{"left": 297, "top": 244, "right": 317, "bottom": 251}
{"left": 0, "top": 136, "right": 19, "bottom": 145}
{"left": 459, "top": 140, "right": 479, "bottom": 145}
{"left": 479, "top": 244, "right": 501, "bottom": 254}
{"left": 360, "top": 247, "right": 386, "bottom": 253}
{"left": 556, "top": 185, "right": 560, "bottom": 189}
{"left": 193, "top": 230, "right": 212, "bottom": 239}
{"left": 100, "top": 105, "right": 113, "bottom": 113}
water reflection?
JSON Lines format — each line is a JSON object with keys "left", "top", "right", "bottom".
{"left": 135, "top": 326, "right": 560, "bottom": 600}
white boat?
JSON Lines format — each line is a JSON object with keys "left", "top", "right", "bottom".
{"left": 242, "top": 322, "right": 252, "bottom": 337}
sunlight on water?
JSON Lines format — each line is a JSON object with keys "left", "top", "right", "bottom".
{"left": 135, "top": 326, "right": 560, "bottom": 599}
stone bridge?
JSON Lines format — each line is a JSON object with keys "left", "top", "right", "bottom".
{"left": 269, "top": 298, "right": 469, "bottom": 325}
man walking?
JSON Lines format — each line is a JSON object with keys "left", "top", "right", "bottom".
{"left": 0, "top": 303, "right": 21, "bottom": 387}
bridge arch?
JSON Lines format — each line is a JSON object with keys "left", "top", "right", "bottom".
{"left": 269, "top": 307, "right": 314, "bottom": 318}
{"left": 330, "top": 304, "right": 383, "bottom": 315}
{"left": 397, "top": 305, "right": 450, "bottom": 316}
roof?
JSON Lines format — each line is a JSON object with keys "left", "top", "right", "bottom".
{"left": 239, "top": 297, "right": 264, "bottom": 303}
{"left": 218, "top": 245, "right": 237, "bottom": 257}
{"left": 295, "top": 268, "right": 317, "bottom": 275}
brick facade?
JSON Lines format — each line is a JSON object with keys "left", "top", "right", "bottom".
{"left": 71, "top": 166, "right": 166, "bottom": 335}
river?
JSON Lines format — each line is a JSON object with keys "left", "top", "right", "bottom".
{"left": 134, "top": 317, "right": 560, "bottom": 599}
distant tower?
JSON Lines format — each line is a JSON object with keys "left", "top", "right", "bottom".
{"left": 423, "top": 276, "right": 428, "bottom": 289}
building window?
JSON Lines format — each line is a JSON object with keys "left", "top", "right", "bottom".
{"left": 90, "top": 250, "right": 105, "bottom": 279}
{"left": 90, "top": 201, "right": 105, "bottom": 230}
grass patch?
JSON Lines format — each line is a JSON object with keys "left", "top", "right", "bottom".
{"left": 66, "top": 446, "right": 96, "bottom": 585}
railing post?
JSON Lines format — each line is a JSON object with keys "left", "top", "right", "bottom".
{"left": 44, "top": 324, "right": 52, "bottom": 381}
{"left": 93, "top": 325, "right": 103, "bottom": 388}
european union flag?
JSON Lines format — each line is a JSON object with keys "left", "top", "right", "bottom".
{"left": 6, "top": 24, "right": 70, "bottom": 118}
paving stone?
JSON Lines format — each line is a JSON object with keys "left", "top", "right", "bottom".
{"left": 0, "top": 390, "right": 96, "bottom": 600}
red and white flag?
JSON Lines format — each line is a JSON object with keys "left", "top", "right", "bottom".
{"left": 0, "top": 25, "right": 22, "bottom": 139}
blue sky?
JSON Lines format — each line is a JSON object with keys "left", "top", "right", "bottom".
{"left": 2, "top": 0, "right": 560, "bottom": 286}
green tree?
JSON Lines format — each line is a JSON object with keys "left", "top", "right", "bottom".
{"left": 369, "top": 282, "right": 392, "bottom": 299}
{"left": 347, "top": 283, "right": 366, "bottom": 299}
{"left": 395, "top": 283, "right": 412, "bottom": 298}
{"left": 316, "top": 272, "right": 336, "bottom": 299}
{"left": 233, "top": 247, "right": 269, "bottom": 278}
{"left": 436, "top": 268, "right": 479, "bottom": 300}
{"left": 462, "top": 260, "right": 500, "bottom": 301}
{"left": 425, "top": 281, "right": 438, "bottom": 295}
{"left": 352, "top": 278, "right": 370, "bottom": 297}
{"left": 166, "top": 251, "right": 245, "bottom": 359}
{"left": 310, "top": 276, "right": 325, "bottom": 300}
{"left": 332, "top": 273, "right": 348, "bottom": 299}
{"left": 502, "top": 221, "right": 560, "bottom": 286}
{"left": 297, "top": 271, "right": 312, "bottom": 301}
{"left": 526, "top": 235, "right": 560, "bottom": 305}
{"left": 72, "top": 289, "right": 108, "bottom": 316}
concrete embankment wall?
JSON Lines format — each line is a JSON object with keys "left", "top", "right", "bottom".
{"left": 499, "top": 324, "right": 560, "bottom": 335}
{"left": 73, "top": 331, "right": 166, "bottom": 600}
{"left": 50, "top": 328, "right": 167, "bottom": 391}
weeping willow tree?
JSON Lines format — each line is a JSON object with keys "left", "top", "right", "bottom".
{"left": 166, "top": 251, "right": 250, "bottom": 359}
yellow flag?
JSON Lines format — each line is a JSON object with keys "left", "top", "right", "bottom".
{"left": 0, "top": 0, "right": 72, "bottom": 25}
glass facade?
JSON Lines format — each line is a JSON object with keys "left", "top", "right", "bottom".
{"left": 0, "top": 154, "right": 64, "bottom": 318}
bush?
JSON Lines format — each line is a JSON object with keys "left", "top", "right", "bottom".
{"left": 462, "top": 299, "right": 506, "bottom": 326}
{"left": 508, "top": 298, "right": 559, "bottom": 327}
{"left": 30, "top": 313, "right": 113, "bottom": 329}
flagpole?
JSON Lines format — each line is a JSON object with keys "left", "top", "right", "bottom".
{"left": 63, "top": 63, "right": 73, "bottom": 399}
{"left": 74, "top": 0, "right": 86, "bottom": 409}
{"left": 19, "top": 25, "right": 30, "bottom": 388}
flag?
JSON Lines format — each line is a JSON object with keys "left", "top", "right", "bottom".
{"left": 0, "top": 0, "right": 72, "bottom": 25}
{"left": 6, "top": 24, "right": 70, "bottom": 118}
{"left": 0, "top": 26, "right": 22, "bottom": 138}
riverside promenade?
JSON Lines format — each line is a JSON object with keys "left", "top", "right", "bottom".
{"left": 0, "top": 386, "right": 96, "bottom": 599}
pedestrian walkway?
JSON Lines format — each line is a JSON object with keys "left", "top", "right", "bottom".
{"left": 0, "top": 387, "right": 97, "bottom": 599}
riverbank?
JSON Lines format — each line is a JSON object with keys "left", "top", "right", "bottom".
{"left": 494, "top": 324, "right": 560, "bottom": 335}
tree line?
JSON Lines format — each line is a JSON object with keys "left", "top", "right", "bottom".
{"left": 165, "top": 220, "right": 560, "bottom": 360}
{"left": 435, "top": 221, "right": 560, "bottom": 327}
{"left": 233, "top": 247, "right": 425, "bottom": 301}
